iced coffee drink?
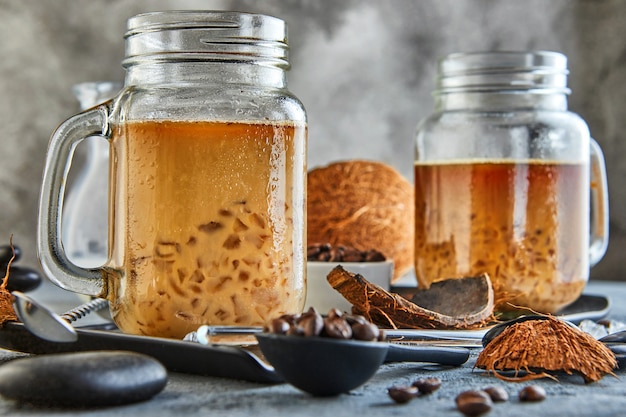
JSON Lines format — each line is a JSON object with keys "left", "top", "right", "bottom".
{"left": 414, "top": 159, "right": 588, "bottom": 313}
{"left": 106, "top": 120, "right": 307, "bottom": 338}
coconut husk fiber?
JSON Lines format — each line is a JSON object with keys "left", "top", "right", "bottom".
{"left": 475, "top": 315, "right": 617, "bottom": 383}
{"left": 0, "top": 239, "right": 18, "bottom": 326}
{"left": 307, "top": 160, "right": 414, "bottom": 282}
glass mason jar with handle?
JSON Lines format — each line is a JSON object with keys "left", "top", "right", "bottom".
{"left": 414, "top": 51, "right": 608, "bottom": 313}
{"left": 62, "top": 81, "right": 122, "bottom": 268}
{"left": 38, "top": 11, "right": 308, "bottom": 339}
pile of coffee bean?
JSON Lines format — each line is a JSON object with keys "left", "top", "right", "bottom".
{"left": 388, "top": 377, "right": 442, "bottom": 404}
{"left": 266, "top": 307, "right": 384, "bottom": 341}
{"left": 307, "top": 243, "right": 386, "bottom": 262}
{"left": 387, "top": 378, "right": 546, "bottom": 414}
{"left": 455, "top": 385, "right": 545, "bottom": 416}
{"left": 0, "top": 243, "right": 42, "bottom": 293}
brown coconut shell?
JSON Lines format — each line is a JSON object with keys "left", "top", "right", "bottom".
{"left": 327, "top": 265, "right": 494, "bottom": 329}
{"left": 475, "top": 315, "right": 617, "bottom": 383}
{"left": 307, "top": 160, "right": 414, "bottom": 282}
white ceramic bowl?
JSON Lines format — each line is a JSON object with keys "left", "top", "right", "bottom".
{"left": 304, "top": 261, "right": 394, "bottom": 314}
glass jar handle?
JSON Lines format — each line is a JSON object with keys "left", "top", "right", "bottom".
{"left": 589, "top": 138, "right": 609, "bottom": 267}
{"left": 37, "top": 103, "right": 111, "bottom": 297}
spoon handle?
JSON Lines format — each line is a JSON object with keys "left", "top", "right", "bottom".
{"left": 599, "top": 330, "right": 626, "bottom": 344}
{"left": 385, "top": 343, "right": 470, "bottom": 366}
{"left": 61, "top": 298, "right": 109, "bottom": 323}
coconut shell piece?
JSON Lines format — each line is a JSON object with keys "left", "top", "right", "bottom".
{"left": 326, "top": 265, "right": 494, "bottom": 329}
{"left": 307, "top": 160, "right": 414, "bottom": 282}
{"left": 475, "top": 315, "right": 617, "bottom": 383}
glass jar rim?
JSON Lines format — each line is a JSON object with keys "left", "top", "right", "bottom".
{"left": 435, "top": 50, "right": 571, "bottom": 95}
{"left": 125, "top": 10, "right": 285, "bottom": 37}
{"left": 123, "top": 10, "right": 289, "bottom": 69}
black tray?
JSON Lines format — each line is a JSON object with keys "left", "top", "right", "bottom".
{"left": 0, "top": 322, "right": 282, "bottom": 384}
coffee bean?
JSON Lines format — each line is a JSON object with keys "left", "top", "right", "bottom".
{"left": 388, "top": 385, "right": 419, "bottom": 404}
{"left": 342, "top": 246, "right": 363, "bottom": 262}
{"left": 327, "top": 308, "right": 343, "bottom": 319}
{"left": 456, "top": 390, "right": 493, "bottom": 417}
{"left": 351, "top": 322, "right": 380, "bottom": 341}
{"left": 302, "top": 306, "right": 321, "bottom": 316}
{"left": 482, "top": 386, "right": 508, "bottom": 402}
{"left": 364, "top": 249, "right": 386, "bottom": 262}
{"left": 413, "top": 377, "right": 441, "bottom": 394}
{"left": 307, "top": 244, "right": 324, "bottom": 258}
{"left": 286, "top": 325, "right": 305, "bottom": 336}
{"left": 316, "top": 251, "right": 331, "bottom": 261}
{"left": 327, "top": 247, "right": 338, "bottom": 261}
{"left": 323, "top": 316, "right": 353, "bottom": 339}
{"left": 299, "top": 310, "right": 324, "bottom": 337}
{"left": 267, "top": 309, "right": 383, "bottom": 344}
{"left": 306, "top": 243, "right": 386, "bottom": 262}
{"left": 279, "top": 313, "right": 300, "bottom": 326}
{"left": 345, "top": 314, "right": 368, "bottom": 325}
{"left": 519, "top": 385, "right": 546, "bottom": 402}
{"left": 268, "top": 318, "right": 291, "bottom": 334}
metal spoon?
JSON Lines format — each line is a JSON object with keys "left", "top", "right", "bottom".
{"left": 12, "top": 292, "right": 108, "bottom": 343}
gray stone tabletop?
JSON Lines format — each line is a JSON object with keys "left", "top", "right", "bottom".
{"left": 1, "top": 280, "right": 625, "bottom": 417}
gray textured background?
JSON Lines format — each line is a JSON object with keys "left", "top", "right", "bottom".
{"left": 1, "top": 0, "right": 625, "bottom": 295}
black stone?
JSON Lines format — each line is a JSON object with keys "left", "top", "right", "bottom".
{"left": 0, "top": 351, "right": 167, "bottom": 407}
{"left": 3, "top": 265, "right": 42, "bottom": 293}
{"left": 0, "top": 244, "right": 21, "bottom": 265}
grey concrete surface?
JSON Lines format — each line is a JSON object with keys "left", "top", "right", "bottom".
{"left": 0, "top": 280, "right": 624, "bottom": 416}
{"left": 1, "top": 0, "right": 626, "bottom": 294}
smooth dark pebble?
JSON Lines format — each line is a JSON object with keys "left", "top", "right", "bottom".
{"left": 0, "top": 245, "right": 21, "bottom": 265}
{"left": 0, "top": 351, "right": 167, "bottom": 408}
{"left": 3, "top": 265, "right": 42, "bottom": 292}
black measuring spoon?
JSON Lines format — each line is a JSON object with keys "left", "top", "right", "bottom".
{"left": 256, "top": 332, "right": 469, "bottom": 396}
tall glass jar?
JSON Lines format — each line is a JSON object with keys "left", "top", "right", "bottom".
{"left": 414, "top": 51, "right": 608, "bottom": 313}
{"left": 39, "top": 11, "right": 308, "bottom": 338}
